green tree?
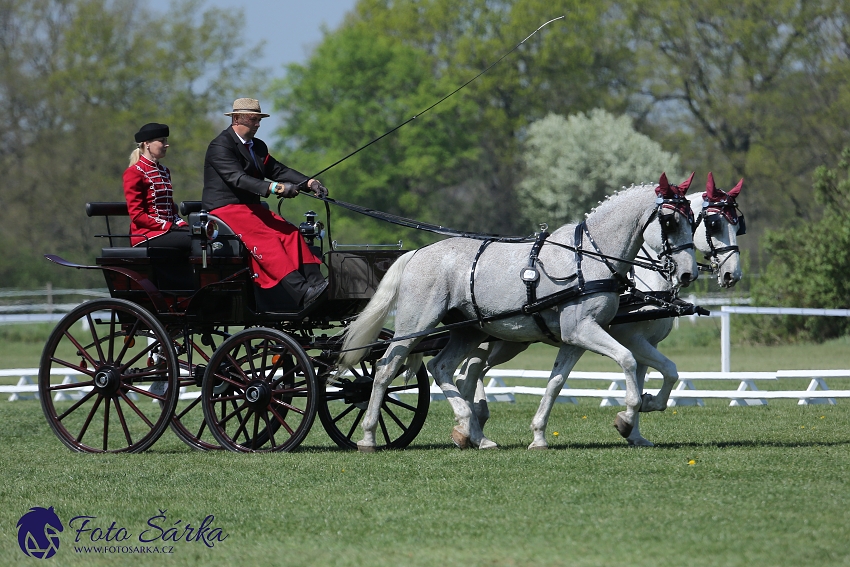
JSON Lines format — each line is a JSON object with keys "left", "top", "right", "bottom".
{"left": 270, "top": 0, "right": 635, "bottom": 243}
{"left": 748, "top": 147, "right": 850, "bottom": 342}
{"left": 0, "top": 0, "right": 263, "bottom": 288}
{"left": 517, "top": 110, "right": 682, "bottom": 228}
{"left": 623, "top": 0, "right": 850, "bottom": 252}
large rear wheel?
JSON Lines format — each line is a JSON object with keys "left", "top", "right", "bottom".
{"left": 38, "top": 299, "right": 179, "bottom": 453}
{"left": 201, "top": 327, "right": 317, "bottom": 452}
{"left": 166, "top": 327, "right": 230, "bottom": 450}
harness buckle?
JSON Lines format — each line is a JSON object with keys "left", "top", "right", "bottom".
{"left": 520, "top": 267, "right": 539, "bottom": 283}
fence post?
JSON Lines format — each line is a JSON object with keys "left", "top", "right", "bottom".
{"left": 720, "top": 308, "right": 731, "bottom": 373}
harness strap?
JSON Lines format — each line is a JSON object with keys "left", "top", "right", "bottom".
{"left": 470, "top": 239, "right": 496, "bottom": 326}
{"left": 521, "top": 229, "right": 558, "bottom": 342}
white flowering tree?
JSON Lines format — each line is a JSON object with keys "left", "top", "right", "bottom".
{"left": 518, "top": 110, "right": 683, "bottom": 228}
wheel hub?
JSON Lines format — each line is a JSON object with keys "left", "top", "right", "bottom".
{"left": 93, "top": 367, "right": 121, "bottom": 395}
{"left": 244, "top": 380, "right": 271, "bottom": 408}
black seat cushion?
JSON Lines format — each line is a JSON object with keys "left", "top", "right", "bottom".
{"left": 100, "top": 247, "right": 188, "bottom": 259}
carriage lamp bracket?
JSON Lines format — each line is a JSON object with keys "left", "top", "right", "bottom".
{"left": 299, "top": 210, "right": 325, "bottom": 250}
{"left": 192, "top": 212, "right": 219, "bottom": 268}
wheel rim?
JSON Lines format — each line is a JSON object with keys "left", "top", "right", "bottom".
{"left": 318, "top": 352, "right": 430, "bottom": 450}
{"left": 38, "top": 299, "right": 179, "bottom": 453}
{"left": 166, "top": 328, "right": 230, "bottom": 450}
{"left": 201, "top": 328, "right": 317, "bottom": 452}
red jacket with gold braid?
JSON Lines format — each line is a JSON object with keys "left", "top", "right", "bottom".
{"left": 122, "top": 155, "right": 187, "bottom": 246}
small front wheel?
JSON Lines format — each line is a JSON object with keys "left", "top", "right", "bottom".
{"left": 201, "top": 328, "right": 317, "bottom": 452}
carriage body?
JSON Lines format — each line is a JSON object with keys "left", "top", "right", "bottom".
{"left": 38, "top": 200, "right": 433, "bottom": 454}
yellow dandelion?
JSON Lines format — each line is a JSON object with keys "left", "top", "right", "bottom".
{"left": 688, "top": 459, "right": 696, "bottom": 465}
{"left": 672, "top": 410, "right": 678, "bottom": 415}
{"left": 820, "top": 415, "right": 825, "bottom": 419}
{"left": 553, "top": 431, "right": 559, "bottom": 436}
{"left": 800, "top": 426, "right": 805, "bottom": 429}
{"left": 581, "top": 415, "right": 587, "bottom": 420}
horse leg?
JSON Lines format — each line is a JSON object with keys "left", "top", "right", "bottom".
{"left": 357, "top": 341, "right": 417, "bottom": 452}
{"left": 626, "top": 363, "right": 654, "bottom": 447}
{"left": 456, "top": 343, "right": 491, "bottom": 430}
{"left": 457, "top": 341, "right": 531, "bottom": 432}
{"left": 567, "top": 320, "right": 641, "bottom": 439}
{"left": 619, "top": 334, "right": 678, "bottom": 413}
{"left": 529, "top": 345, "right": 584, "bottom": 449}
{"left": 427, "top": 328, "right": 494, "bottom": 449}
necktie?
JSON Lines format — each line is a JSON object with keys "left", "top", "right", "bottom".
{"left": 244, "top": 141, "right": 260, "bottom": 171}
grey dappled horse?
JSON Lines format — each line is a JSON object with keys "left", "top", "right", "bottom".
{"left": 455, "top": 173, "right": 745, "bottom": 448}
{"left": 337, "top": 174, "right": 699, "bottom": 451}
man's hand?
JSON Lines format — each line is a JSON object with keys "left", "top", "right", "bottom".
{"left": 308, "top": 179, "right": 328, "bottom": 198}
{"left": 272, "top": 182, "right": 299, "bottom": 198}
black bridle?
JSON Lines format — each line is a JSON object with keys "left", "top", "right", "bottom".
{"left": 693, "top": 197, "right": 745, "bottom": 275}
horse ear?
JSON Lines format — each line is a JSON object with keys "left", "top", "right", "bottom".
{"left": 705, "top": 171, "right": 718, "bottom": 200}
{"left": 727, "top": 178, "right": 743, "bottom": 198}
{"left": 656, "top": 172, "right": 671, "bottom": 197}
{"left": 677, "top": 171, "right": 695, "bottom": 193}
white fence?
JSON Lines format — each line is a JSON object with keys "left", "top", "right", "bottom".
{"left": 6, "top": 368, "right": 848, "bottom": 407}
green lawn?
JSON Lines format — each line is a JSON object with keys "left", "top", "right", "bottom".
{"left": 1, "top": 398, "right": 849, "bottom": 566}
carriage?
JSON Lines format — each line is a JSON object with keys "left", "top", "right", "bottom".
{"left": 37, "top": 170, "right": 741, "bottom": 454}
{"left": 38, "top": 199, "right": 441, "bottom": 453}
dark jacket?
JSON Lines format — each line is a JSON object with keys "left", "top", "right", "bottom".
{"left": 202, "top": 126, "right": 309, "bottom": 211}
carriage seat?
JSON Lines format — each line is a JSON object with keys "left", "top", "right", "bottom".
{"left": 179, "top": 201, "right": 268, "bottom": 259}
{"left": 86, "top": 202, "right": 189, "bottom": 259}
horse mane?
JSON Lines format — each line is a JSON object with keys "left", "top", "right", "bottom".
{"left": 584, "top": 182, "right": 654, "bottom": 219}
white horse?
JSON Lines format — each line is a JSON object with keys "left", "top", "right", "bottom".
{"left": 455, "top": 172, "right": 745, "bottom": 447}
{"left": 337, "top": 174, "right": 699, "bottom": 452}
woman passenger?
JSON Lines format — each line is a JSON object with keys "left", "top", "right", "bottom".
{"left": 123, "top": 123, "right": 191, "bottom": 248}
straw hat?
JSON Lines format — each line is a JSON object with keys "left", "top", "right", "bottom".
{"left": 224, "top": 98, "right": 270, "bottom": 117}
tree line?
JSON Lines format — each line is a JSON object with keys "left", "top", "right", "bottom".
{"left": 2, "top": 0, "right": 847, "bottom": 340}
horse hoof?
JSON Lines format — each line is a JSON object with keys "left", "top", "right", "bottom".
{"left": 527, "top": 442, "right": 549, "bottom": 450}
{"left": 478, "top": 438, "right": 498, "bottom": 450}
{"left": 357, "top": 441, "right": 377, "bottom": 453}
{"left": 451, "top": 427, "right": 471, "bottom": 449}
{"left": 614, "top": 413, "right": 633, "bottom": 438}
{"left": 627, "top": 436, "right": 655, "bottom": 447}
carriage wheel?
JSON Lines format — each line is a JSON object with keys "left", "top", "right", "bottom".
{"left": 318, "top": 353, "right": 430, "bottom": 451}
{"left": 165, "top": 327, "right": 230, "bottom": 450}
{"left": 201, "top": 327, "right": 317, "bottom": 452}
{"left": 38, "top": 299, "right": 179, "bottom": 453}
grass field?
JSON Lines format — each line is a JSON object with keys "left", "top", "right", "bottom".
{"left": 1, "top": 398, "right": 849, "bottom": 566}
{"left": 1, "top": 320, "right": 849, "bottom": 565}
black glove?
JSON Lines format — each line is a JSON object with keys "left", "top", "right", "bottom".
{"left": 273, "top": 182, "right": 299, "bottom": 198}
{"left": 308, "top": 179, "right": 328, "bottom": 198}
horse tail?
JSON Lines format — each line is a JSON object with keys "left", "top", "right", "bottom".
{"left": 336, "top": 250, "right": 416, "bottom": 374}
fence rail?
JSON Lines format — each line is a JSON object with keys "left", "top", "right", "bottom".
{"left": 5, "top": 368, "right": 848, "bottom": 407}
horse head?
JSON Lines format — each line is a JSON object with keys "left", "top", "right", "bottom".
{"left": 693, "top": 172, "right": 745, "bottom": 288}
{"left": 643, "top": 172, "right": 699, "bottom": 288}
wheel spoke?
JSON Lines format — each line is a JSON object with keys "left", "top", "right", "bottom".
{"left": 117, "top": 389, "right": 155, "bottom": 429}
{"left": 381, "top": 402, "right": 408, "bottom": 431}
{"left": 384, "top": 396, "right": 417, "bottom": 413}
{"left": 102, "top": 397, "right": 111, "bottom": 451}
{"left": 269, "top": 406, "right": 295, "bottom": 436}
{"left": 345, "top": 409, "right": 364, "bottom": 440}
{"left": 377, "top": 414, "right": 391, "bottom": 445}
{"left": 57, "top": 389, "right": 98, "bottom": 421}
{"left": 75, "top": 394, "right": 103, "bottom": 444}
{"left": 175, "top": 396, "right": 202, "bottom": 420}
{"left": 113, "top": 397, "right": 134, "bottom": 446}
{"left": 331, "top": 403, "right": 357, "bottom": 424}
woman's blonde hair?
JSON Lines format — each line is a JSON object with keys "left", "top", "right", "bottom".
{"left": 128, "top": 144, "right": 144, "bottom": 166}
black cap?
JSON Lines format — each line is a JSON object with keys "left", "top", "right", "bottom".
{"left": 134, "top": 123, "right": 169, "bottom": 143}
